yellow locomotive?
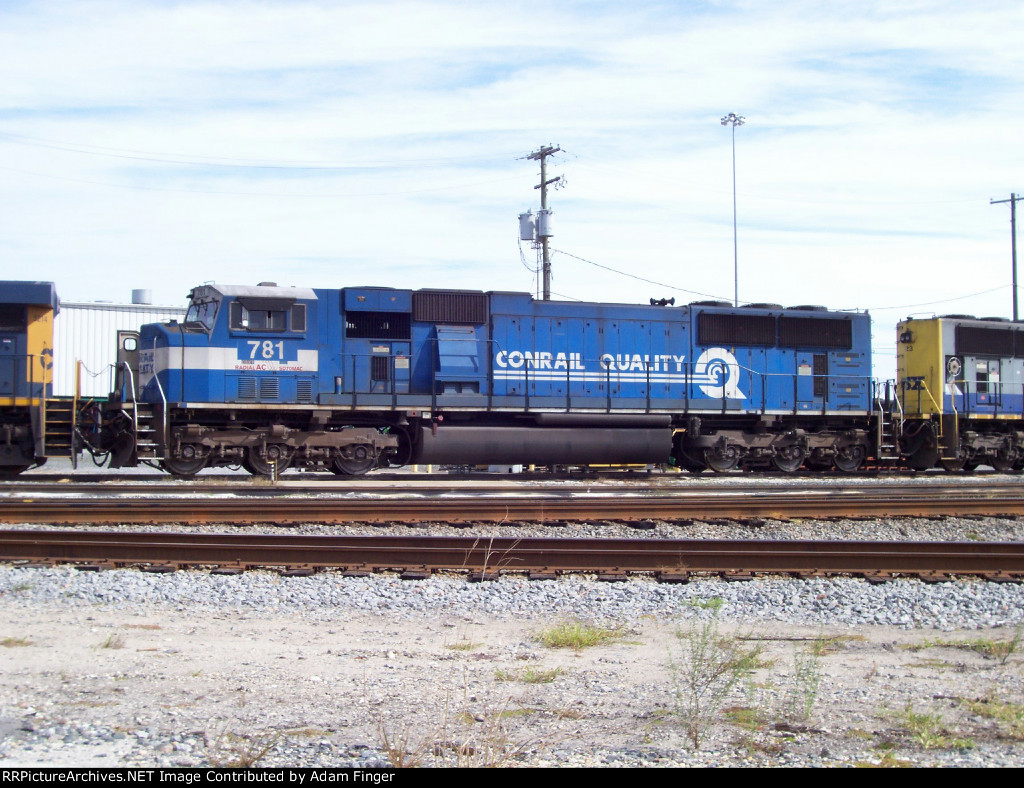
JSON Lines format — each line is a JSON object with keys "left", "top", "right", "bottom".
{"left": 897, "top": 315, "right": 1024, "bottom": 471}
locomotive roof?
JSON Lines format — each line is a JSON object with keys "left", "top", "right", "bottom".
{"left": 189, "top": 284, "right": 318, "bottom": 301}
{"left": 0, "top": 280, "right": 59, "bottom": 313}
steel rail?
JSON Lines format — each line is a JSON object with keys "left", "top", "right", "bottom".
{"left": 1, "top": 530, "right": 1022, "bottom": 580}
{"left": 3, "top": 488, "right": 1024, "bottom": 524}
{"left": 3, "top": 478, "right": 1024, "bottom": 499}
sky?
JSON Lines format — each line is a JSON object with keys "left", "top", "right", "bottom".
{"left": 1, "top": 0, "right": 1023, "bottom": 378}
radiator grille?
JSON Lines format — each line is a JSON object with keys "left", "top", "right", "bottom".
{"left": 698, "top": 312, "right": 775, "bottom": 346}
{"left": 957, "top": 325, "right": 1016, "bottom": 357}
{"left": 779, "top": 316, "right": 852, "bottom": 349}
{"left": 412, "top": 291, "right": 488, "bottom": 324}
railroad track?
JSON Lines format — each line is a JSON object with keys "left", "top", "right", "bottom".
{"left": 2, "top": 482, "right": 1024, "bottom": 523}
{"left": 2, "top": 530, "right": 1022, "bottom": 582}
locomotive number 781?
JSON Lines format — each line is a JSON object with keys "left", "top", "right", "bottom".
{"left": 247, "top": 340, "right": 285, "bottom": 360}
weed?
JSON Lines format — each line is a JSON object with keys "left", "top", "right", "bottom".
{"left": 205, "top": 730, "right": 281, "bottom": 768}
{"left": 377, "top": 721, "right": 428, "bottom": 768}
{"left": 494, "top": 666, "right": 563, "bottom": 684}
{"left": 784, "top": 648, "right": 822, "bottom": 721}
{"left": 379, "top": 688, "right": 538, "bottom": 768}
{"left": 855, "top": 752, "right": 916, "bottom": 768}
{"left": 686, "top": 597, "right": 725, "bottom": 612}
{"left": 722, "top": 705, "right": 765, "bottom": 732}
{"left": 495, "top": 708, "right": 538, "bottom": 720}
{"left": 446, "top": 639, "right": 482, "bottom": 652}
{"left": 808, "top": 633, "right": 866, "bottom": 656}
{"left": 99, "top": 634, "right": 125, "bottom": 650}
{"left": 1, "top": 637, "right": 33, "bottom": 647}
{"left": 907, "top": 658, "right": 958, "bottom": 670}
{"left": 905, "top": 627, "right": 1022, "bottom": 664}
{"left": 553, "top": 707, "right": 584, "bottom": 720}
{"left": 897, "top": 705, "right": 975, "bottom": 750}
{"left": 535, "top": 620, "right": 624, "bottom": 650}
{"left": 287, "top": 727, "right": 330, "bottom": 738}
{"left": 668, "top": 615, "right": 765, "bottom": 749}
{"left": 959, "top": 697, "right": 1024, "bottom": 739}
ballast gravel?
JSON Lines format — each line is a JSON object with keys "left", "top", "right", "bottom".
{"left": 2, "top": 553, "right": 1024, "bottom": 768}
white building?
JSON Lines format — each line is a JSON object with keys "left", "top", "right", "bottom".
{"left": 53, "top": 292, "right": 186, "bottom": 398}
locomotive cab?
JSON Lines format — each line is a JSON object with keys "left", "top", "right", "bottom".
{"left": 136, "top": 283, "right": 319, "bottom": 406}
{"left": 0, "top": 281, "right": 58, "bottom": 473}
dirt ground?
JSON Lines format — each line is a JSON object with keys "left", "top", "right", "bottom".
{"left": 1, "top": 600, "right": 1023, "bottom": 767}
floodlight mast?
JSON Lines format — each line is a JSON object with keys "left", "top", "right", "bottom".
{"left": 991, "top": 193, "right": 1022, "bottom": 321}
{"left": 721, "top": 113, "right": 745, "bottom": 307}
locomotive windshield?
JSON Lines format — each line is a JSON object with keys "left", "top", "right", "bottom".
{"left": 184, "top": 298, "right": 219, "bottom": 331}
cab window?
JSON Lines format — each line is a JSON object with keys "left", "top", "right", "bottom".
{"left": 230, "top": 300, "right": 305, "bottom": 333}
{"left": 184, "top": 300, "right": 219, "bottom": 331}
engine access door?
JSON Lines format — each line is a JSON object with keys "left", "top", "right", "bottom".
{"left": 115, "top": 331, "right": 140, "bottom": 400}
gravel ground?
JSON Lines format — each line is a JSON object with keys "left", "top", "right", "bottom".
{"left": 4, "top": 466, "right": 1024, "bottom": 767}
{"left": 2, "top": 525, "right": 1024, "bottom": 768}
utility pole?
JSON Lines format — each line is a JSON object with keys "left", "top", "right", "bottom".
{"left": 527, "top": 145, "right": 562, "bottom": 300}
{"left": 991, "top": 193, "right": 1022, "bottom": 321}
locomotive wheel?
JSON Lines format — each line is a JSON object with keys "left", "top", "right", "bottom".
{"left": 940, "top": 459, "right": 965, "bottom": 472}
{"left": 332, "top": 444, "right": 375, "bottom": 476}
{"left": 940, "top": 446, "right": 972, "bottom": 473}
{"left": 833, "top": 445, "right": 865, "bottom": 473}
{"left": 704, "top": 445, "right": 741, "bottom": 473}
{"left": 161, "top": 445, "right": 208, "bottom": 477}
{"left": 772, "top": 446, "right": 806, "bottom": 474}
{"left": 0, "top": 465, "right": 30, "bottom": 477}
{"left": 244, "top": 445, "right": 293, "bottom": 477}
{"left": 991, "top": 456, "right": 1018, "bottom": 473}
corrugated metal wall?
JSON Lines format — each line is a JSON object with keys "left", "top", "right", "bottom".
{"left": 53, "top": 301, "right": 186, "bottom": 398}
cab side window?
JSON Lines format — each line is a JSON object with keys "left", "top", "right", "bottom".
{"left": 230, "top": 301, "right": 305, "bottom": 333}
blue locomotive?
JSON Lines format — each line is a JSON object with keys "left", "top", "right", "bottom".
{"left": 72, "top": 282, "right": 877, "bottom": 476}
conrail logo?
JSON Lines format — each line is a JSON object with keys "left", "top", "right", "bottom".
{"left": 492, "top": 346, "right": 746, "bottom": 399}
{"left": 693, "top": 347, "right": 746, "bottom": 399}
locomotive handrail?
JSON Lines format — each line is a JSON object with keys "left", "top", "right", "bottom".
{"left": 337, "top": 346, "right": 873, "bottom": 417}
{"left": 119, "top": 361, "right": 140, "bottom": 441}
{"left": 151, "top": 362, "right": 168, "bottom": 458}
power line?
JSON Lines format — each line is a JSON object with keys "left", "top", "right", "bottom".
{"left": 0, "top": 163, "right": 523, "bottom": 198}
{"left": 854, "top": 284, "right": 1010, "bottom": 312}
{"left": 0, "top": 131, "right": 519, "bottom": 170}
{"left": 551, "top": 248, "right": 732, "bottom": 302}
